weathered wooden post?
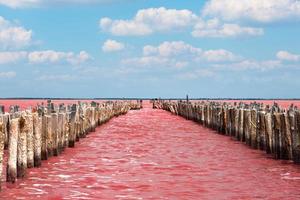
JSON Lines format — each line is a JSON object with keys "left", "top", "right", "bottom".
{"left": 0, "top": 122, "right": 4, "bottom": 190}
{"left": 250, "top": 109, "right": 258, "bottom": 149}
{"left": 92, "top": 107, "right": 96, "bottom": 132}
{"left": 75, "top": 121, "right": 80, "bottom": 141}
{"left": 273, "top": 113, "right": 282, "bottom": 159}
{"left": 26, "top": 114, "right": 34, "bottom": 168}
{"left": 265, "top": 112, "right": 273, "bottom": 154}
{"left": 238, "top": 108, "right": 245, "bottom": 142}
{"left": 68, "top": 104, "right": 76, "bottom": 147}
{"left": 221, "top": 106, "right": 226, "bottom": 134}
{"left": 58, "top": 104, "right": 67, "bottom": 151}
{"left": 7, "top": 118, "right": 19, "bottom": 183}
{"left": 64, "top": 113, "right": 69, "bottom": 148}
{"left": 17, "top": 115, "right": 28, "bottom": 178}
{"left": 244, "top": 109, "right": 251, "bottom": 145}
{"left": 234, "top": 108, "right": 239, "bottom": 139}
{"left": 224, "top": 106, "right": 230, "bottom": 135}
{"left": 258, "top": 111, "right": 266, "bottom": 151}
{"left": 293, "top": 110, "right": 300, "bottom": 163}
{"left": 51, "top": 113, "right": 59, "bottom": 156}
{"left": 33, "top": 113, "right": 42, "bottom": 167}
{"left": 46, "top": 115, "right": 53, "bottom": 157}
{"left": 41, "top": 115, "right": 48, "bottom": 160}
{"left": 1, "top": 113, "right": 10, "bottom": 149}
{"left": 283, "top": 111, "right": 293, "bottom": 160}
{"left": 58, "top": 113, "right": 64, "bottom": 153}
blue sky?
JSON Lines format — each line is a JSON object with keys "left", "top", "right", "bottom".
{"left": 0, "top": 0, "right": 300, "bottom": 98}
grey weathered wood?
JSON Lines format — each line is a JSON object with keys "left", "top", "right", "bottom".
{"left": 46, "top": 115, "right": 53, "bottom": 157}
{"left": 283, "top": 112, "right": 293, "bottom": 160}
{"left": 239, "top": 109, "right": 245, "bottom": 141}
{"left": 258, "top": 111, "right": 266, "bottom": 150}
{"left": 273, "top": 113, "right": 282, "bottom": 159}
{"left": 293, "top": 111, "right": 300, "bottom": 163}
{"left": 7, "top": 118, "right": 19, "bottom": 183}
{"left": 265, "top": 112, "right": 273, "bottom": 154}
{"left": 244, "top": 109, "right": 251, "bottom": 146}
{"left": 41, "top": 115, "right": 48, "bottom": 160}
{"left": 0, "top": 122, "right": 4, "bottom": 190}
{"left": 2, "top": 114, "right": 9, "bottom": 150}
{"left": 33, "top": 113, "right": 42, "bottom": 167}
{"left": 17, "top": 115, "right": 28, "bottom": 178}
{"left": 68, "top": 105, "right": 76, "bottom": 147}
{"left": 250, "top": 109, "right": 258, "bottom": 149}
{"left": 51, "top": 113, "right": 59, "bottom": 156}
{"left": 57, "top": 113, "right": 64, "bottom": 153}
{"left": 26, "top": 114, "right": 34, "bottom": 168}
{"left": 234, "top": 108, "right": 239, "bottom": 139}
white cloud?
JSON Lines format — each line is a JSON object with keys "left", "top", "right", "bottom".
{"left": 0, "top": 16, "right": 32, "bottom": 49}
{"left": 100, "top": 18, "right": 152, "bottom": 36}
{"left": 0, "top": 0, "right": 125, "bottom": 8}
{"left": 0, "top": 71, "right": 16, "bottom": 78}
{"left": 0, "top": 0, "right": 40, "bottom": 9}
{"left": 28, "top": 50, "right": 71, "bottom": 63}
{"left": 102, "top": 39, "right": 125, "bottom": 52}
{"left": 214, "top": 60, "right": 282, "bottom": 71}
{"left": 135, "top": 7, "right": 198, "bottom": 30}
{"left": 121, "top": 41, "right": 239, "bottom": 73}
{"left": 276, "top": 51, "right": 300, "bottom": 62}
{"left": 0, "top": 51, "right": 27, "bottom": 64}
{"left": 202, "top": 0, "right": 300, "bottom": 22}
{"left": 142, "top": 41, "right": 238, "bottom": 62}
{"left": 28, "top": 50, "right": 91, "bottom": 65}
{"left": 100, "top": 7, "right": 198, "bottom": 36}
{"left": 192, "top": 18, "right": 264, "bottom": 38}
{"left": 143, "top": 41, "right": 202, "bottom": 57}
{"left": 201, "top": 49, "right": 238, "bottom": 62}
{"left": 100, "top": 7, "right": 265, "bottom": 38}
{"left": 68, "top": 51, "right": 91, "bottom": 65}
{"left": 0, "top": 50, "right": 90, "bottom": 65}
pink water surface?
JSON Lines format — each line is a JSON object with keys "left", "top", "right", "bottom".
{"left": 0, "top": 99, "right": 105, "bottom": 112}
{"left": 1, "top": 102, "right": 300, "bottom": 199}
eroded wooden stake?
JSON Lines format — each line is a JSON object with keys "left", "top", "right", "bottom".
{"left": 51, "top": 113, "right": 59, "bottom": 156}
{"left": 17, "top": 115, "right": 28, "bottom": 178}
{"left": 33, "top": 113, "right": 42, "bottom": 167}
{"left": 41, "top": 115, "right": 48, "bottom": 160}
{"left": 46, "top": 115, "right": 53, "bottom": 157}
{"left": 26, "top": 114, "right": 34, "bottom": 168}
{"left": 7, "top": 118, "right": 19, "bottom": 183}
{"left": 0, "top": 122, "right": 4, "bottom": 190}
{"left": 293, "top": 111, "right": 300, "bottom": 163}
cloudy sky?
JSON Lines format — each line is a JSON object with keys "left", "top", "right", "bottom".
{"left": 0, "top": 0, "right": 300, "bottom": 98}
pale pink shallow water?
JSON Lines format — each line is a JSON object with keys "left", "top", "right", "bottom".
{"left": 1, "top": 99, "right": 300, "bottom": 112}
{"left": 1, "top": 102, "right": 300, "bottom": 199}
{"left": 0, "top": 99, "right": 105, "bottom": 112}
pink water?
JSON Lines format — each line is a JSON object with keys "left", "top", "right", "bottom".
{"left": 1, "top": 102, "right": 300, "bottom": 199}
{"left": 1, "top": 99, "right": 300, "bottom": 112}
{"left": 0, "top": 99, "right": 105, "bottom": 112}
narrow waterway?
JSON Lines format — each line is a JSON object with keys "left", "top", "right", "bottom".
{"left": 1, "top": 102, "right": 300, "bottom": 199}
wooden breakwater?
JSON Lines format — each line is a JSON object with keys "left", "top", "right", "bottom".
{"left": 153, "top": 100, "right": 300, "bottom": 164}
{"left": 0, "top": 100, "right": 142, "bottom": 189}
